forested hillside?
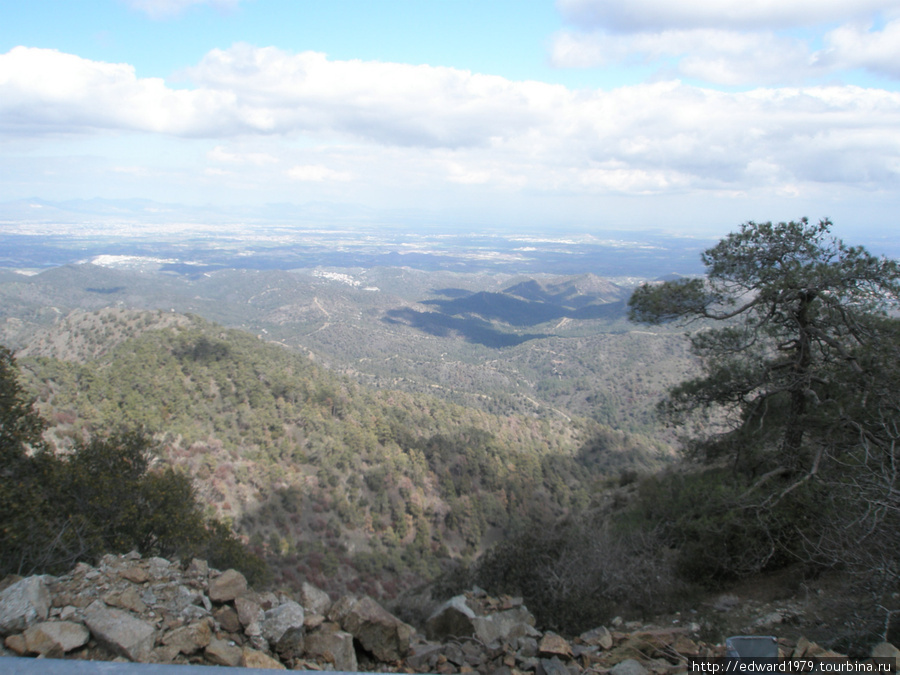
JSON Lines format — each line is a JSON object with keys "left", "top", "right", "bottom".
{"left": 16, "top": 308, "right": 671, "bottom": 597}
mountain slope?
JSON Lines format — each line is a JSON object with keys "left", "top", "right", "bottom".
{"left": 18, "top": 309, "right": 671, "bottom": 597}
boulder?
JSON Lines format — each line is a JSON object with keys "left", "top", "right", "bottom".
{"left": 0, "top": 576, "right": 51, "bottom": 635}
{"left": 83, "top": 600, "right": 156, "bottom": 662}
{"left": 580, "top": 626, "right": 614, "bottom": 650}
{"left": 235, "top": 595, "right": 263, "bottom": 628}
{"left": 473, "top": 606, "right": 540, "bottom": 645}
{"left": 300, "top": 581, "right": 332, "bottom": 616}
{"left": 331, "top": 595, "right": 414, "bottom": 662}
{"left": 208, "top": 569, "right": 248, "bottom": 603}
{"left": 426, "top": 595, "right": 477, "bottom": 640}
{"left": 161, "top": 617, "right": 213, "bottom": 655}
{"left": 241, "top": 646, "right": 286, "bottom": 669}
{"left": 261, "top": 600, "right": 305, "bottom": 647}
{"left": 23, "top": 621, "right": 90, "bottom": 655}
{"left": 539, "top": 632, "right": 573, "bottom": 658}
{"left": 305, "top": 625, "right": 359, "bottom": 671}
{"left": 205, "top": 636, "right": 243, "bottom": 667}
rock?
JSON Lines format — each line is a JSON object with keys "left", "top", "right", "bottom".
{"left": 872, "top": 642, "right": 900, "bottom": 665}
{"left": 104, "top": 586, "right": 147, "bottom": 614}
{"left": 539, "top": 632, "right": 573, "bottom": 658}
{"left": 261, "top": 600, "right": 305, "bottom": 646}
{"left": 0, "top": 576, "right": 51, "bottom": 635}
{"left": 793, "top": 636, "right": 811, "bottom": 658}
{"left": 300, "top": 581, "right": 332, "bottom": 616}
{"left": 332, "top": 595, "right": 415, "bottom": 662}
{"left": 83, "top": 600, "right": 156, "bottom": 662}
{"left": 426, "top": 595, "right": 477, "bottom": 640}
{"left": 540, "top": 656, "right": 571, "bottom": 675}
{"left": 187, "top": 558, "right": 209, "bottom": 579}
{"left": 214, "top": 605, "right": 242, "bottom": 633}
{"left": 23, "top": 620, "right": 90, "bottom": 655}
{"left": 305, "top": 625, "right": 358, "bottom": 671}
{"left": 473, "top": 606, "right": 540, "bottom": 645}
{"left": 241, "top": 646, "right": 286, "bottom": 669}
{"left": 406, "top": 642, "right": 444, "bottom": 673}
{"left": 205, "top": 636, "right": 243, "bottom": 667}
{"left": 4, "top": 633, "right": 28, "bottom": 656}
{"left": 120, "top": 567, "right": 150, "bottom": 584}
{"left": 235, "top": 595, "right": 263, "bottom": 628}
{"left": 611, "top": 658, "right": 650, "bottom": 675}
{"left": 274, "top": 625, "right": 306, "bottom": 660}
{"left": 208, "top": 569, "right": 248, "bottom": 603}
{"left": 161, "top": 618, "right": 213, "bottom": 655}
{"left": 580, "top": 626, "right": 614, "bottom": 650}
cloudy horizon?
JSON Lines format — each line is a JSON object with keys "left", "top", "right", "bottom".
{"left": 2, "top": 0, "right": 899, "bottom": 238}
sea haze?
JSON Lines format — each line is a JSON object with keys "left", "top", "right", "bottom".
{"left": 0, "top": 228, "right": 711, "bottom": 279}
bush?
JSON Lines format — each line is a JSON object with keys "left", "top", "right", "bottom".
{"left": 473, "top": 514, "right": 688, "bottom": 634}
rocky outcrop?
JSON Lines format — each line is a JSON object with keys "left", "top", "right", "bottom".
{"left": 0, "top": 553, "right": 875, "bottom": 673}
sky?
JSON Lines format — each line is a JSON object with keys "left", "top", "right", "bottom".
{"left": 2, "top": 0, "right": 900, "bottom": 238}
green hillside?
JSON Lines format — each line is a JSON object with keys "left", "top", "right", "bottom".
{"left": 18, "top": 308, "right": 671, "bottom": 597}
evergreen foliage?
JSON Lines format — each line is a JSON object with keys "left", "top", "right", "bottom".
{"left": 628, "top": 219, "right": 900, "bottom": 588}
{"left": 0, "top": 347, "right": 265, "bottom": 581}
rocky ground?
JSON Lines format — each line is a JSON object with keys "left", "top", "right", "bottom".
{"left": 1, "top": 553, "right": 897, "bottom": 673}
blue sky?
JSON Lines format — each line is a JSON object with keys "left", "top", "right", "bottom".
{"left": 2, "top": 0, "right": 900, "bottom": 238}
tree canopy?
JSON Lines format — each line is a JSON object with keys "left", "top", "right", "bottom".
{"left": 628, "top": 219, "right": 900, "bottom": 597}
{"left": 0, "top": 345, "right": 265, "bottom": 580}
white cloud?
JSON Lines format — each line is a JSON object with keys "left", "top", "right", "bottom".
{"left": 551, "top": 29, "right": 815, "bottom": 84}
{"left": 553, "top": 0, "right": 900, "bottom": 86}
{"left": 123, "top": 0, "right": 242, "bottom": 19}
{"left": 556, "top": 0, "right": 900, "bottom": 32}
{"left": 287, "top": 165, "right": 353, "bottom": 182}
{"left": 1, "top": 45, "right": 899, "bottom": 200}
{"left": 815, "top": 19, "right": 900, "bottom": 78}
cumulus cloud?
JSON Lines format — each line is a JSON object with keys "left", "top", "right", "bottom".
{"left": 556, "top": 0, "right": 900, "bottom": 32}
{"left": 123, "top": 0, "right": 242, "bottom": 19}
{"left": 553, "top": 0, "right": 900, "bottom": 86}
{"left": 1, "top": 45, "right": 899, "bottom": 198}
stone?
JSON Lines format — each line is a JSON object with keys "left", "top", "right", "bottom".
{"left": 4, "top": 633, "right": 28, "bottom": 656}
{"left": 187, "top": 559, "right": 209, "bottom": 578}
{"left": 23, "top": 620, "right": 90, "bottom": 655}
{"left": 610, "top": 658, "right": 649, "bottom": 675}
{"left": 331, "top": 595, "right": 414, "bottom": 662}
{"left": 872, "top": 642, "right": 900, "bottom": 659}
{"left": 473, "top": 606, "right": 540, "bottom": 645}
{"left": 426, "top": 595, "right": 477, "bottom": 640}
{"left": 579, "top": 626, "right": 614, "bottom": 650}
{"left": 305, "top": 626, "right": 358, "bottom": 671}
{"left": 104, "top": 586, "right": 147, "bottom": 614}
{"left": 300, "top": 581, "right": 332, "bottom": 616}
{"left": 0, "top": 576, "right": 51, "bottom": 635}
{"left": 161, "top": 618, "right": 213, "bottom": 654}
{"left": 274, "top": 625, "right": 306, "bottom": 659}
{"left": 83, "top": 599, "right": 156, "bottom": 662}
{"left": 261, "top": 600, "right": 305, "bottom": 646}
{"left": 205, "top": 636, "right": 243, "bottom": 667}
{"left": 793, "top": 636, "right": 812, "bottom": 658}
{"left": 540, "top": 656, "right": 571, "bottom": 675}
{"left": 147, "top": 557, "right": 172, "bottom": 579}
{"left": 209, "top": 569, "right": 248, "bottom": 603}
{"left": 120, "top": 567, "right": 150, "bottom": 584}
{"left": 406, "top": 642, "right": 444, "bottom": 673}
{"left": 241, "top": 646, "right": 286, "bottom": 669}
{"left": 214, "top": 605, "right": 242, "bottom": 633}
{"left": 539, "top": 632, "right": 573, "bottom": 658}
{"left": 235, "top": 595, "right": 263, "bottom": 628}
